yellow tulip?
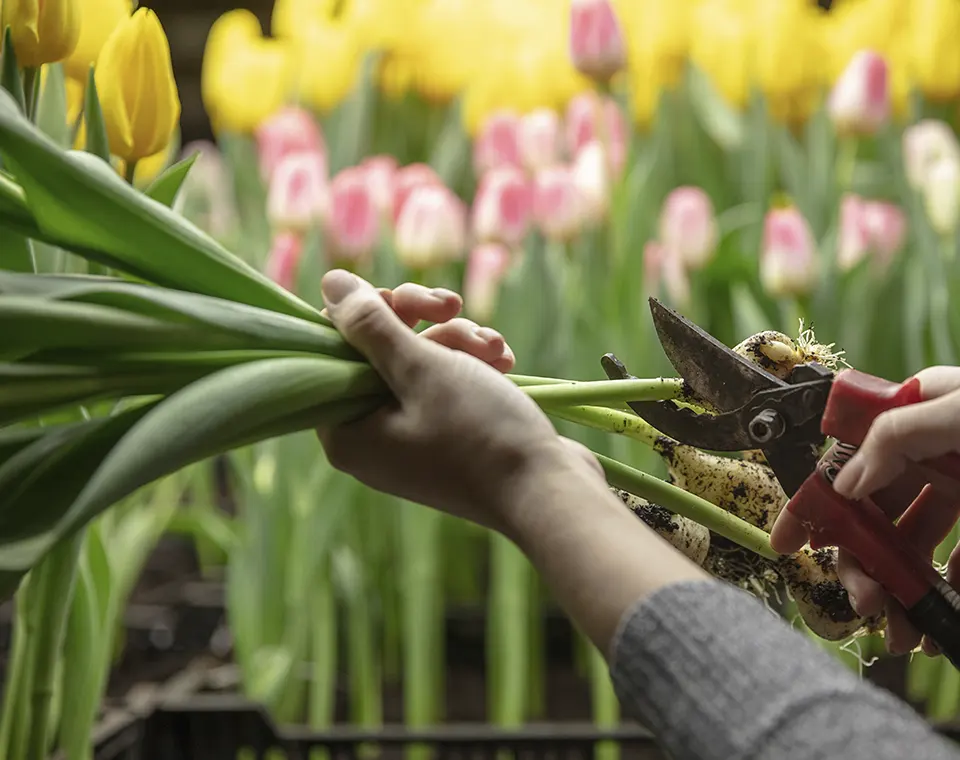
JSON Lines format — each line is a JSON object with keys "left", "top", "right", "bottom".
{"left": 293, "top": 19, "right": 361, "bottom": 113}
{"left": 752, "top": 0, "right": 825, "bottom": 102}
{"left": 64, "top": 73, "right": 84, "bottom": 126}
{"left": 94, "top": 8, "right": 180, "bottom": 162}
{"left": 201, "top": 10, "right": 294, "bottom": 134}
{"left": 1, "top": 0, "right": 81, "bottom": 67}
{"left": 377, "top": 52, "right": 416, "bottom": 101}
{"left": 689, "top": 0, "right": 756, "bottom": 110}
{"left": 62, "top": 0, "right": 131, "bottom": 81}
{"left": 271, "top": 0, "right": 339, "bottom": 39}
{"left": 907, "top": 0, "right": 960, "bottom": 102}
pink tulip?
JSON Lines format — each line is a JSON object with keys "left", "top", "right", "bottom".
{"left": 255, "top": 107, "right": 326, "bottom": 184}
{"left": 658, "top": 187, "right": 718, "bottom": 270}
{"left": 265, "top": 231, "right": 304, "bottom": 292}
{"left": 569, "top": 0, "right": 627, "bottom": 83}
{"left": 532, "top": 165, "right": 582, "bottom": 242}
{"left": 473, "top": 110, "right": 523, "bottom": 176}
{"left": 328, "top": 167, "right": 380, "bottom": 265}
{"left": 464, "top": 242, "right": 514, "bottom": 323}
{"left": 839, "top": 194, "right": 908, "bottom": 272}
{"left": 760, "top": 207, "right": 819, "bottom": 298}
{"left": 395, "top": 184, "right": 467, "bottom": 270}
{"left": 266, "top": 151, "right": 329, "bottom": 233}
{"left": 472, "top": 166, "right": 533, "bottom": 247}
{"left": 571, "top": 141, "right": 611, "bottom": 226}
{"left": 360, "top": 155, "right": 399, "bottom": 222}
{"left": 643, "top": 240, "right": 690, "bottom": 307}
{"left": 392, "top": 163, "right": 444, "bottom": 226}
{"left": 564, "top": 92, "right": 628, "bottom": 178}
{"left": 862, "top": 200, "right": 908, "bottom": 270}
{"left": 828, "top": 50, "right": 890, "bottom": 136}
{"left": 518, "top": 108, "right": 562, "bottom": 173}
{"left": 903, "top": 120, "right": 960, "bottom": 191}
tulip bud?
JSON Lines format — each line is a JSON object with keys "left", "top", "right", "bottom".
{"left": 532, "top": 165, "right": 583, "bottom": 242}
{"left": 760, "top": 207, "right": 819, "bottom": 298}
{"left": 472, "top": 167, "right": 533, "bottom": 247}
{"left": 392, "top": 162, "right": 443, "bottom": 225}
{"left": 564, "top": 92, "right": 628, "bottom": 178}
{"left": 266, "top": 151, "right": 329, "bottom": 234}
{"left": 2, "top": 0, "right": 81, "bottom": 68}
{"left": 568, "top": 0, "right": 627, "bottom": 83}
{"left": 473, "top": 110, "right": 522, "bottom": 176}
{"left": 360, "top": 155, "right": 399, "bottom": 222}
{"left": 861, "top": 200, "right": 907, "bottom": 270}
{"left": 395, "top": 184, "right": 467, "bottom": 270}
{"left": 518, "top": 109, "right": 562, "bottom": 173}
{"left": 464, "top": 243, "right": 514, "bottom": 323}
{"left": 903, "top": 119, "right": 960, "bottom": 191}
{"left": 265, "top": 231, "right": 304, "bottom": 292}
{"left": 327, "top": 167, "right": 380, "bottom": 265}
{"left": 63, "top": 0, "right": 131, "bottom": 81}
{"left": 95, "top": 8, "right": 180, "bottom": 162}
{"left": 838, "top": 194, "right": 909, "bottom": 273}
{"left": 571, "top": 141, "right": 611, "bottom": 227}
{"left": 255, "top": 107, "right": 325, "bottom": 184}
{"left": 658, "top": 187, "right": 718, "bottom": 270}
{"left": 837, "top": 194, "right": 871, "bottom": 272}
{"left": 643, "top": 241, "right": 690, "bottom": 307}
{"left": 827, "top": 50, "right": 890, "bottom": 137}
{"left": 922, "top": 156, "right": 960, "bottom": 236}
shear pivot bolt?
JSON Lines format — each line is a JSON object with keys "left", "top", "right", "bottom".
{"left": 749, "top": 409, "right": 785, "bottom": 444}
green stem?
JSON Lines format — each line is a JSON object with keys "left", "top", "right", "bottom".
{"left": 124, "top": 160, "right": 138, "bottom": 185}
{"left": 0, "top": 580, "right": 30, "bottom": 757}
{"left": 521, "top": 378, "right": 683, "bottom": 407}
{"left": 22, "top": 67, "right": 38, "bottom": 121}
{"left": 834, "top": 136, "right": 858, "bottom": 194}
{"left": 545, "top": 403, "right": 660, "bottom": 447}
{"left": 24, "top": 532, "right": 85, "bottom": 760}
{"left": 595, "top": 452, "right": 779, "bottom": 560}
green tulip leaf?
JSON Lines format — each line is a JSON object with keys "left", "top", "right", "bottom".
{"left": 145, "top": 152, "right": 198, "bottom": 207}
{"left": 0, "top": 28, "right": 24, "bottom": 115}
{"left": 0, "top": 89, "right": 321, "bottom": 321}
{"left": 82, "top": 68, "right": 111, "bottom": 163}
{"left": 36, "top": 63, "right": 69, "bottom": 148}
{"left": 0, "top": 359, "right": 384, "bottom": 596}
{"left": 0, "top": 272, "right": 353, "bottom": 357}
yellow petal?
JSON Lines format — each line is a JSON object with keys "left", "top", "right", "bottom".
{"left": 63, "top": 0, "right": 131, "bottom": 80}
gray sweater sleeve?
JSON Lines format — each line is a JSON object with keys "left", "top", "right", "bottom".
{"left": 608, "top": 579, "right": 960, "bottom": 760}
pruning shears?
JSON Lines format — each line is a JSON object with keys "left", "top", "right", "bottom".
{"left": 603, "top": 297, "right": 960, "bottom": 668}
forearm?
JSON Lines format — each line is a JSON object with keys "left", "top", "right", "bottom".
{"left": 501, "top": 455, "right": 960, "bottom": 760}
{"left": 502, "top": 451, "right": 707, "bottom": 655}
{"left": 611, "top": 580, "right": 960, "bottom": 760}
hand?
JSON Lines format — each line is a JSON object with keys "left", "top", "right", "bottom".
{"left": 771, "top": 366, "right": 960, "bottom": 655}
{"left": 315, "top": 270, "right": 602, "bottom": 533}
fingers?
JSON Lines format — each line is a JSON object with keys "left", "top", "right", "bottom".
{"left": 321, "top": 270, "right": 429, "bottom": 392}
{"left": 832, "top": 388, "right": 960, "bottom": 501}
{"left": 895, "top": 486, "right": 960, "bottom": 556}
{"left": 419, "top": 319, "right": 516, "bottom": 372}
{"left": 390, "top": 283, "right": 462, "bottom": 327}
{"left": 769, "top": 509, "right": 808, "bottom": 554}
{"left": 912, "top": 366, "right": 960, "bottom": 400}
{"left": 836, "top": 550, "right": 885, "bottom": 618}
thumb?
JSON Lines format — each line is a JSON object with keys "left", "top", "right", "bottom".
{"left": 322, "top": 270, "right": 425, "bottom": 392}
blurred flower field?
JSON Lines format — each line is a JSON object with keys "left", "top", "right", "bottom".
{"left": 3, "top": 0, "right": 960, "bottom": 756}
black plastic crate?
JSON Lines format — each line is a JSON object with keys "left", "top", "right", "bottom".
{"left": 92, "top": 698, "right": 668, "bottom": 760}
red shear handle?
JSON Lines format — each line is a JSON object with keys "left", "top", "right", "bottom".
{"left": 788, "top": 468, "right": 940, "bottom": 609}
{"left": 822, "top": 369, "right": 960, "bottom": 487}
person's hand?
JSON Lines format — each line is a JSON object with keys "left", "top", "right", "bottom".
{"left": 771, "top": 366, "right": 960, "bottom": 656}
{"left": 315, "top": 270, "right": 603, "bottom": 533}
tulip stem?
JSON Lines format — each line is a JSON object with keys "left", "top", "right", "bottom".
{"left": 521, "top": 378, "right": 683, "bottom": 407}
{"left": 594, "top": 452, "right": 779, "bottom": 560}
{"left": 21, "top": 67, "right": 38, "bottom": 121}
{"left": 124, "top": 160, "right": 138, "bottom": 185}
